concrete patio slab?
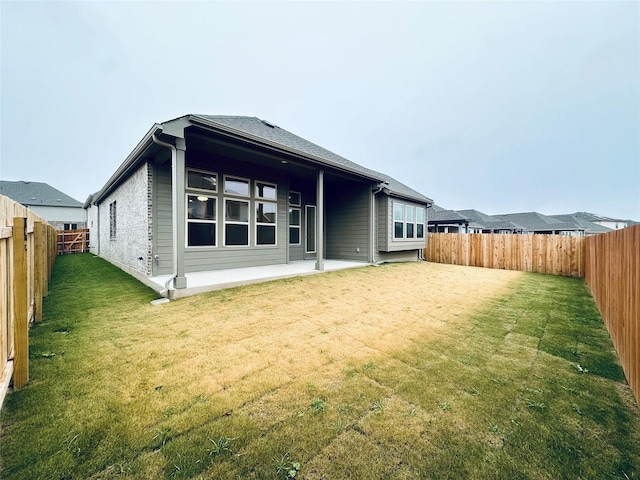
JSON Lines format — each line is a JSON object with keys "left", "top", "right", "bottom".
{"left": 148, "top": 260, "right": 370, "bottom": 299}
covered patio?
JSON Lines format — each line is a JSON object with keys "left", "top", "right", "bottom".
{"left": 147, "top": 259, "right": 369, "bottom": 298}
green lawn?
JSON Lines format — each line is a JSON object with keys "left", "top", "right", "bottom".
{"left": 1, "top": 254, "right": 638, "bottom": 479}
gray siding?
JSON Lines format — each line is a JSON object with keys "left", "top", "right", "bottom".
{"left": 325, "top": 181, "right": 370, "bottom": 261}
{"left": 153, "top": 163, "right": 174, "bottom": 275}
{"left": 376, "top": 250, "right": 420, "bottom": 263}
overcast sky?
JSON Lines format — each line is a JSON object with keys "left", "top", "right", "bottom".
{"left": 2, "top": 1, "right": 639, "bottom": 220}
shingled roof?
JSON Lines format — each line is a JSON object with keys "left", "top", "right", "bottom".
{"left": 0, "top": 180, "right": 82, "bottom": 208}
{"left": 192, "top": 115, "right": 432, "bottom": 204}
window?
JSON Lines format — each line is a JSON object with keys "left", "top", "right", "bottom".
{"left": 225, "top": 199, "right": 249, "bottom": 246}
{"left": 187, "top": 194, "right": 216, "bottom": 246}
{"left": 64, "top": 223, "right": 78, "bottom": 230}
{"left": 306, "top": 205, "right": 316, "bottom": 253}
{"left": 187, "top": 169, "right": 217, "bottom": 192}
{"left": 394, "top": 202, "right": 425, "bottom": 240}
{"left": 109, "top": 201, "right": 116, "bottom": 240}
{"left": 224, "top": 176, "right": 249, "bottom": 196}
{"left": 393, "top": 203, "right": 404, "bottom": 239}
{"left": 416, "top": 207, "right": 425, "bottom": 238}
{"left": 256, "top": 202, "right": 277, "bottom": 245}
{"left": 289, "top": 191, "right": 301, "bottom": 245}
{"left": 255, "top": 181, "right": 277, "bottom": 200}
{"left": 406, "top": 205, "right": 415, "bottom": 238}
{"left": 289, "top": 191, "right": 301, "bottom": 206}
{"left": 289, "top": 208, "right": 301, "bottom": 244}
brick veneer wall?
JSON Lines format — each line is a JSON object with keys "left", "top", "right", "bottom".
{"left": 97, "top": 162, "right": 152, "bottom": 275}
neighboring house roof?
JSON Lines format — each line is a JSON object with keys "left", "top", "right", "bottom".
{"left": 91, "top": 115, "right": 433, "bottom": 206}
{"left": 428, "top": 205, "right": 472, "bottom": 224}
{"left": 494, "top": 212, "right": 583, "bottom": 233}
{"left": 456, "top": 209, "right": 523, "bottom": 231}
{"left": 550, "top": 214, "right": 612, "bottom": 234}
{"left": 0, "top": 180, "right": 82, "bottom": 208}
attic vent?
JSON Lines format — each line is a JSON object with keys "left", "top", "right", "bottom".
{"left": 261, "top": 119, "right": 276, "bottom": 128}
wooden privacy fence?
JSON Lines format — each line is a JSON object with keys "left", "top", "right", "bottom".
{"left": 57, "top": 229, "right": 90, "bottom": 254}
{"left": 0, "top": 195, "right": 56, "bottom": 404}
{"left": 425, "top": 233, "right": 584, "bottom": 277}
{"left": 584, "top": 225, "right": 639, "bottom": 405}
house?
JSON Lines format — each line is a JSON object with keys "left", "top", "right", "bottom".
{"left": 563, "top": 212, "right": 629, "bottom": 231}
{"left": 493, "top": 212, "right": 585, "bottom": 236}
{"left": 427, "top": 205, "right": 477, "bottom": 233}
{"left": 86, "top": 115, "right": 433, "bottom": 297}
{"left": 456, "top": 209, "right": 524, "bottom": 234}
{"left": 550, "top": 214, "right": 613, "bottom": 236}
{"left": 0, "top": 180, "right": 85, "bottom": 230}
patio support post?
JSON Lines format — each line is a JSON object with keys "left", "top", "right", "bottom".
{"left": 173, "top": 137, "right": 187, "bottom": 288}
{"left": 316, "top": 169, "right": 324, "bottom": 271}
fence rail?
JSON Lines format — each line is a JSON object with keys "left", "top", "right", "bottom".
{"left": 425, "top": 232, "right": 584, "bottom": 277}
{"left": 57, "top": 229, "right": 89, "bottom": 254}
{"left": 584, "top": 225, "right": 639, "bottom": 405}
{"left": 1, "top": 195, "right": 56, "bottom": 407}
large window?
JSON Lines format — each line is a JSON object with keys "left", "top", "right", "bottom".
{"left": 393, "top": 203, "right": 404, "bottom": 239}
{"left": 416, "top": 207, "right": 425, "bottom": 238}
{"left": 256, "top": 201, "right": 277, "bottom": 245}
{"left": 289, "top": 191, "right": 301, "bottom": 245}
{"left": 224, "top": 176, "right": 250, "bottom": 246}
{"left": 394, "top": 202, "right": 425, "bottom": 240}
{"left": 306, "top": 205, "right": 316, "bottom": 253}
{"left": 186, "top": 169, "right": 217, "bottom": 247}
{"left": 187, "top": 194, "right": 216, "bottom": 246}
{"left": 225, "top": 199, "right": 249, "bottom": 246}
{"left": 109, "top": 201, "right": 116, "bottom": 240}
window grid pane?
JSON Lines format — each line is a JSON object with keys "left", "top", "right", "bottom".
{"left": 187, "top": 171, "right": 217, "bottom": 192}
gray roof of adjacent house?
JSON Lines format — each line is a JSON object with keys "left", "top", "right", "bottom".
{"left": 550, "top": 214, "right": 612, "bottom": 234}
{"left": 494, "top": 212, "right": 583, "bottom": 232}
{"left": 0, "top": 180, "right": 82, "bottom": 208}
{"left": 428, "top": 205, "right": 472, "bottom": 223}
{"left": 456, "top": 209, "right": 523, "bottom": 231}
{"left": 192, "top": 115, "right": 432, "bottom": 204}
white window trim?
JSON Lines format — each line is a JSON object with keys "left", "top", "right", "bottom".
{"left": 185, "top": 193, "right": 217, "bottom": 248}
{"left": 223, "top": 197, "right": 250, "bottom": 247}
{"left": 224, "top": 174, "right": 250, "bottom": 197}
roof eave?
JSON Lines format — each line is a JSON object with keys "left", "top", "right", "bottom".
{"left": 188, "top": 115, "right": 383, "bottom": 183}
{"left": 91, "top": 124, "right": 163, "bottom": 205}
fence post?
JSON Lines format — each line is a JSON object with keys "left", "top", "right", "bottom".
{"left": 34, "top": 222, "right": 44, "bottom": 322}
{"left": 12, "top": 217, "right": 28, "bottom": 389}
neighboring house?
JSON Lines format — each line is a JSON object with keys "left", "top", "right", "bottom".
{"left": 550, "top": 214, "right": 613, "bottom": 236}
{"left": 0, "top": 180, "right": 85, "bottom": 230}
{"left": 493, "top": 212, "right": 585, "bottom": 236}
{"left": 428, "top": 205, "right": 477, "bottom": 233}
{"left": 456, "top": 209, "right": 524, "bottom": 234}
{"left": 566, "top": 212, "right": 629, "bottom": 231}
{"left": 86, "top": 114, "right": 433, "bottom": 295}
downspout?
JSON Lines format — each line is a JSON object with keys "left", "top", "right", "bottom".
{"left": 152, "top": 133, "right": 178, "bottom": 297}
{"left": 370, "top": 182, "right": 386, "bottom": 264}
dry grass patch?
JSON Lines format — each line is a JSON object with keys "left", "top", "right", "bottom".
{"left": 1, "top": 254, "right": 638, "bottom": 479}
